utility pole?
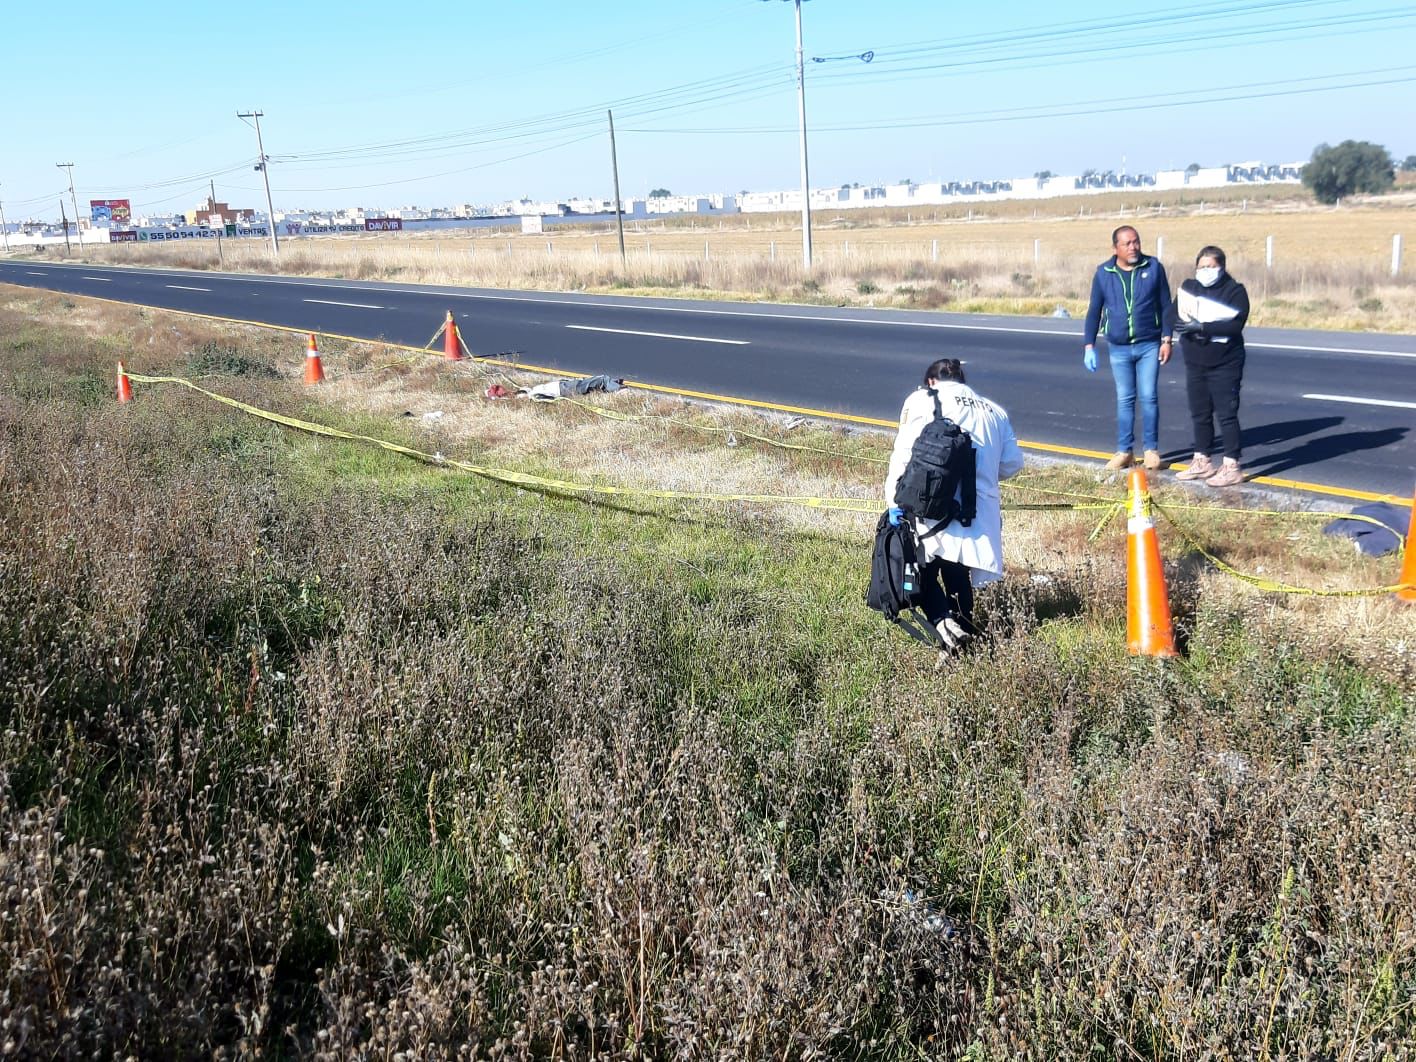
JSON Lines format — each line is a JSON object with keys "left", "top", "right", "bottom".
{"left": 211, "top": 178, "right": 225, "bottom": 269}
{"left": 237, "top": 110, "right": 280, "bottom": 259}
{"left": 791, "top": 0, "right": 813, "bottom": 270}
{"left": 59, "top": 200, "right": 71, "bottom": 255}
{"left": 0, "top": 183, "right": 10, "bottom": 253}
{"left": 56, "top": 162, "right": 81, "bottom": 247}
{"left": 759, "top": 1, "right": 814, "bottom": 270}
{"left": 607, "top": 109, "right": 627, "bottom": 267}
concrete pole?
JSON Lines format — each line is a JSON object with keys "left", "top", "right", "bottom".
{"left": 238, "top": 111, "right": 280, "bottom": 258}
{"left": 608, "top": 110, "right": 627, "bottom": 267}
{"left": 57, "top": 163, "right": 81, "bottom": 245}
{"left": 1394, "top": 234, "right": 1404, "bottom": 277}
{"left": 791, "top": 0, "right": 813, "bottom": 271}
{"left": 1156, "top": 235, "right": 1165, "bottom": 261}
{"left": 1266, "top": 235, "right": 1274, "bottom": 270}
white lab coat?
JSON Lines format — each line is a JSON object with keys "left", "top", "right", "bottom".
{"left": 884, "top": 382, "right": 1025, "bottom": 586}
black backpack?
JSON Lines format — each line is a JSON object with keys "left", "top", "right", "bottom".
{"left": 865, "top": 511, "right": 944, "bottom": 648}
{"left": 893, "top": 389, "right": 976, "bottom": 531}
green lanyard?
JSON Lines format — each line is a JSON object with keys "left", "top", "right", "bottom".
{"left": 1118, "top": 266, "right": 1136, "bottom": 342}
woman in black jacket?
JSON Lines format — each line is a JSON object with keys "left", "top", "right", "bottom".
{"left": 1173, "top": 245, "right": 1250, "bottom": 486}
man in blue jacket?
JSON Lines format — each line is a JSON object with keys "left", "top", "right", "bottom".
{"left": 1083, "top": 226, "right": 1176, "bottom": 471}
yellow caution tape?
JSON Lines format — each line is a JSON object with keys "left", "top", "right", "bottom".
{"left": 125, "top": 372, "right": 882, "bottom": 513}
{"left": 1151, "top": 499, "right": 1411, "bottom": 597}
{"left": 562, "top": 398, "right": 893, "bottom": 464}
{"left": 26, "top": 286, "right": 1413, "bottom": 509}
{"left": 1153, "top": 500, "right": 1405, "bottom": 550}
{"left": 123, "top": 371, "right": 1118, "bottom": 517}
{"left": 117, "top": 370, "right": 1407, "bottom": 597}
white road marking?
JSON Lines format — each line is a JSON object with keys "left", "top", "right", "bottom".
{"left": 565, "top": 324, "right": 749, "bottom": 345}
{"left": 81, "top": 276, "right": 111, "bottom": 282}
{"left": 25, "top": 270, "right": 48, "bottom": 275}
{"left": 1303, "top": 393, "right": 1416, "bottom": 410}
{"left": 166, "top": 284, "right": 212, "bottom": 292}
{"left": 303, "top": 298, "right": 383, "bottom": 309}
{"left": 9, "top": 262, "right": 1416, "bottom": 357}
{"left": 1255, "top": 342, "right": 1416, "bottom": 359}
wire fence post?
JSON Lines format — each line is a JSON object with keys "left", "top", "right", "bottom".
{"left": 931, "top": 238, "right": 938, "bottom": 262}
{"left": 1156, "top": 235, "right": 1165, "bottom": 261}
{"left": 1266, "top": 235, "right": 1274, "bottom": 270}
{"left": 1393, "top": 234, "right": 1404, "bottom": 277}
{"left": 1033, "top": 238, "right": 1041, "bottom": 265}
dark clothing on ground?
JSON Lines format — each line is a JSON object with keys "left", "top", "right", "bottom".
{"left": 1322, "top": 503, "right": 1409, "bottom": 557}
{"left": 915, "top": 557, "right": 977, "bottom": 636}
{"left": 1083, "top": 255, "right": 1176, "bottom": 348}
{"left": 1177, "top": 273, "right": 1250, "bottom": 459}
{"left": 1184, "top": 353, "right": 1245, "bottom": 461}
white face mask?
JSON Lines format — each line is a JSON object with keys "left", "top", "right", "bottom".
{"left": 1195, "top": 266, "right": 1222, "bottom": 287}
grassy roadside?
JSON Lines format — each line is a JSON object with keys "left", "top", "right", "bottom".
{"left": 2, "top": 290, "right": 1413, "bottom": 1056}
{"left": 12, "top": 184, "right": 1416, "bottom": 332}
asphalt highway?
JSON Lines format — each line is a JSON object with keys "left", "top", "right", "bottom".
{"left": 2, "top": 259, "right": 1412, "bottom": 500}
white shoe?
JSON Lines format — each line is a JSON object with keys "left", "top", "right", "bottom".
{"left": 935, "top": 617, "right": 970, "bottom": 651}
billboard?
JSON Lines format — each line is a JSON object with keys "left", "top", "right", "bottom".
{"left": 134, "top": 225, "right": 270, "bottom": 241}
{"left": 109, "top": 230, "right": 138, "bottom": 243}
{"left": 90, "top": 199, "right": 132, "bottom": 224}
{"left": 364, "top": 217, "right": 402, "bottom": 231}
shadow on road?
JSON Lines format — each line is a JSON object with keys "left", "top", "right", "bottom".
{"left": 1161, "top": 416, "right": 1346, "bottom": 464}
{"left": 1243, "top": 426, "right": 1410, "bottom": 479}
{"left": 1241, "top": 416, "right": 1343, "bottom": 449}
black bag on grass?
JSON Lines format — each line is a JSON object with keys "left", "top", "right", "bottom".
{"left": 865, "top": 511, "right": 943, "bottom": 648}
{"left": 893, "top": 389, "right": 976, "bottom": 529}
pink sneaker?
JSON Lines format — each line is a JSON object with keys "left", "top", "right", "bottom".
{"left": 1206, "top": 459, "right": 1244, "bottom": 487}
{"left": 1175, "top": 452, "right": 1215, "bottom": 481}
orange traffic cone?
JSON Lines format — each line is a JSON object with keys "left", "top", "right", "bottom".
{"left": 443, "top": 310, "right": 464, "bottom": 361}
{"left": 1126, "top": 468, "right": 1178, "bottom": 656}
{"left": 116, "top": 361, "right": 133, "bottom": 403}
{"left": 1397, "top": 490, "right": 1416, "bottom": 603}
{"left": 304, "top": 333, "right": 326, "bottom": 385}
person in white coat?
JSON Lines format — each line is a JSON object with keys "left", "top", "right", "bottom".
{"left": 884, "top": 358, "right": 1025, "bottom": 652}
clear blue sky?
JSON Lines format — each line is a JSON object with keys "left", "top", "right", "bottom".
{"left": 3, "top": 0, "right": 1414, "bottom": 220}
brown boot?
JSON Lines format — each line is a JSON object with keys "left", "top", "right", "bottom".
{"left": 1206, "top": 459, "right": 1244, "bottom": 486}
{"left": 1175, "top": 452, "right": 1215, "bottom": 481}
{"left": 1143, "top": 449, "right": 1163, "bottom": 471}
{"left": 1104, "top": 452, "right": 1134, "bottom": 471}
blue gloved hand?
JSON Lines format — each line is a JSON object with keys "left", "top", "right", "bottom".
{"left": 1083, "top": 346, "right": 1098, "bottom": 373}
{"left": 887, "top": 506, "right": 905, "bottom": 526}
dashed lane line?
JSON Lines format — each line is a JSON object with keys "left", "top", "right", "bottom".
{"left": 565, "top": 324, "right": 749, "bottom": 345}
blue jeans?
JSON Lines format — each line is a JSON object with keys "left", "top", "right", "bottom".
{"left": 1108, "top": 341, "right": 1160, "bottom": 453}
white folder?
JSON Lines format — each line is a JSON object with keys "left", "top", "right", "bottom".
{"left": 1177, "top": 287, "right": 1239, "bottom": 324}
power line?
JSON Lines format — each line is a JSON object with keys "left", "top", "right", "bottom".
{"left": 626, "top": 65, "right": 1416, "bottom": 136}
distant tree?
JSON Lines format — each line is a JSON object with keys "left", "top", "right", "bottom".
{"left": 1400, "top": 154, "right": 1416, "bottom": 171}
{"left": 649, "top": 187, "right": 672, "bottom": 198}
{"left": 1080, "top": 168, "right": 1098, "bottom": 179}
{"left": 1185, "top": 162, "right": 1201, "bottom": 175}
{"left": 1302, "top": 140, "right": 1394, "bottom": 204}
{"left": 1034, "top": 170, "right": 1055, "bottom": 180}
{"left": 899, "top": 177, "right": 912, "bottom": 184}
